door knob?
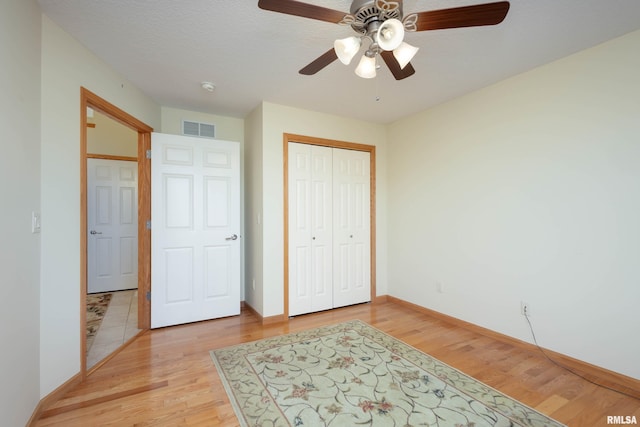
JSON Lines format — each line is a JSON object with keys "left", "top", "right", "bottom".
{"left": 90, "top": 230, "right": 102, "bottom": 235}
{"left": 225, "top": 234, "right": 238, "bottom": 241}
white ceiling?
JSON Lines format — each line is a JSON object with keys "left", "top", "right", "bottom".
{"left": 38, "top": 0, "right": 640, "bottom": 124}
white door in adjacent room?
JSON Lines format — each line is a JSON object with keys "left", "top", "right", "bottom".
{"left": 151, "top": 133, "right": 241, "bottom": 328}
{"left": 87, "top": 158, "right": 138, "bottom": 293}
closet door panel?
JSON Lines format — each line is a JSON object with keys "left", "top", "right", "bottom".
{"left": 333, "top": 149, "right": 371, "bottom": 308}
{"left": 289, "top": 144, "right": 313, "bottom": 316}
{"left": 288, "top": 143, "right": 333, "bottom": 316}
{"left": 310, "top": 146, "right": 333, "bottom": 312}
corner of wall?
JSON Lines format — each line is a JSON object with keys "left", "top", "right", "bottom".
{"left": 242, "top": 104, "right": 265, "bottom": 316}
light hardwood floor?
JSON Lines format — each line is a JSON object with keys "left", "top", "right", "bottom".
{"left": 34, "top": 301, "right": 639, "bottom": 426}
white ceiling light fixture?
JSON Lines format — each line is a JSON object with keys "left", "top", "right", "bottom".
{"left": 332, "top": 0, "right": 419, "bottom": 79}
{"left": 334, "top": 36, "right": 362, "bottom": 65}
{"left": 393, "top": 42, "right": 419, "bottom": 69}
{"left": 355, "top": 52, "right": 377, "bottom": 78}
{"left": 376, "top": 18, "right": 404, "bottom": 51}
{"left": 201, "top": 81, "right": 216, "bottom": 92}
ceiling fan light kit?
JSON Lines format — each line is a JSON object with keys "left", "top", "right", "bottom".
{"left": 334, "top": 36, "right": 362, "bottom": 65}
{"left": 257, "top": 0, "right": 510, "bottom": 81}
{"left": 355, "top": 52, "right": 378, "bottom": 79}
{"left": 393, "top": 41, "right": 419, "bottom": 70}
{"left": 376, "top": 18, "right": 405, "bottom": 51}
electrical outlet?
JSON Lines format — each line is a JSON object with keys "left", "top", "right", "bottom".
{"left": 436, "top": 281, "right": 444, "bottom": 293}
{"left": 520, "top": 301, "right": 530, "bottom": 316}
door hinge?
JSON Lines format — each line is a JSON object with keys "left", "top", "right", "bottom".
{"left": 146, "top": 291, "right": 151, "bottom": 301}
{"left": 146, "top": 149, "right": 152, "bottom": 159}
{"left": 146, "top": 220, "right": 151, "bottom": 230}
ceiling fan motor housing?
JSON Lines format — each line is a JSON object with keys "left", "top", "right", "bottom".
{"left": 349, "top": 0, "right": 403, "bottom": 34}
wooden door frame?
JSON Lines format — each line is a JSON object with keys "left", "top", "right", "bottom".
{"left": 80, "top": 87, "right": 153, "bottom": 376}
{"left": 283, "top": 133, "right": 376, "bottom": 318}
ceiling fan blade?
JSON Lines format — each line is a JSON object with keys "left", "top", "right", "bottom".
{"left": 413, "top": 1, "right": 510, "bottom": 31}
{"left": 380, "top": 51, "right": 415, "bottom": 80}
{"left": 258, "top": 0, "right": 347, "bottom": 24}
{"left": 299, "top": 49, "right": 338, "bottom": 75}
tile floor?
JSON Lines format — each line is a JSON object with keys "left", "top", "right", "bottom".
{"left": 87, "top": 289, "right": 141, "bottom": 369}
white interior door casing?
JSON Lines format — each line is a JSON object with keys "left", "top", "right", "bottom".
{"left": 333, "top": 148, "right": 371, "bottom": 308}
{"left": 288, "top": 143, "right": 333, "bottom": 316}
{"left": 151, "top": 133, "right": 241, "bottom": 328}
{"left": 87, "top": 159, "right": 138, "bottom": 293}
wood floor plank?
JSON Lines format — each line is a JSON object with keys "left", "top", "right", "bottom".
{"left": 39, "top": 381, "right": 169, "bottom": 418}
{"left": 536, "top": 394, "right": 570, "bottom": 414}
{"left": 33, "top": 302, "right": 639, "bottom": 426}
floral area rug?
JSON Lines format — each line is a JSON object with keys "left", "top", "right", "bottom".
{"left": 210, "top": 320, "right": 565, "bottom": 427}
{"left": 86, "top": 292, "right": 112, "bottom": 353}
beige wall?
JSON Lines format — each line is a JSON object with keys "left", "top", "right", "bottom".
{"left": 87, "top": 110, "right": 138, "bottom": 157}
{"left": 40, "top": 14, "right": 160, "bottom": 397}
{"left": 245, "top": 102, "right": 388, "bottom": 317}
{"left": 0, "top": 0, "right": 42, "bottom": 424}
{"left": 243, "top": 104, "right": 264, "bottom": 313}
{"left": 387, "top": 30, "right": 640, "bottom": 380}
{"left": 160, "top": 106, "right": 244, "bottom": 142}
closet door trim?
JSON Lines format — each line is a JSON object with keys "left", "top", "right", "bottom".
{"left": 283, "top": 133, "right": 376, "bottom": 318}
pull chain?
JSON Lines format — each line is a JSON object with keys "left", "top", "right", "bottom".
{"left": 375, "top": 58, "right": 381, "bottom": 102}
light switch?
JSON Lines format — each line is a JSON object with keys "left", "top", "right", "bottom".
{"left": 32, "top": 211, "right": 41, "bottom": 234}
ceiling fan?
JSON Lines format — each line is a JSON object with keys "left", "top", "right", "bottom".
{"left": 258, "top": 0, "right": 510, "bottom": 80}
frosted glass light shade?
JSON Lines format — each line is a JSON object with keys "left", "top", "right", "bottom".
{"left": 377, "top": 18, "right": 404, "bottom": 51}
{"left": 334, "top": 36, "right": 361, "bottom": 65}
{"left": 393, "top": 42, "right": 419, "bottom": 69}
{"left": 355, "top": 54, "right": 377, "bottom": 79}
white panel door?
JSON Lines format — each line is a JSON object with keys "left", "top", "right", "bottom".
{"left": 87, "top": 159, "right": 138, "bottom": 293}
{"left": 288, "top": 143, "right": 333, "bottom": 316}
{"left": 151, "top": 133, "right": 240, "bottom": 328}
{"left": 333, "top": 148, "right": 371, "bottom": 308}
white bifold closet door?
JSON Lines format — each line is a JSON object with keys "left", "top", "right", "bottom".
{"left": 332, "top": 147, "right": 371, "bottom": 308}
{"left": 288, "top": 142, "right": 370, "bottom": 316}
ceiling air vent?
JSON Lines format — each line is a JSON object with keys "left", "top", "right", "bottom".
{"left": 182, "top": 120, "right": 215, "bottom": 139}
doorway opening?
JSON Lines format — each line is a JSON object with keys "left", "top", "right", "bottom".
{"left": 80, "top": 87, "right": 153, "bottom": 375}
